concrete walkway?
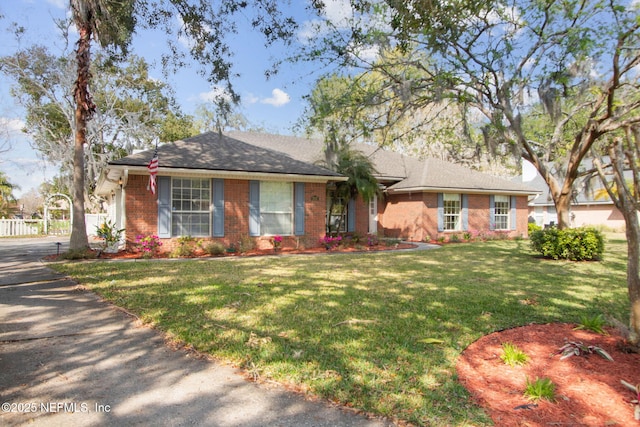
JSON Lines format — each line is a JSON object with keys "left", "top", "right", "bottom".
{"left": 0, "top": 237, "right": 395, "bottom": 427}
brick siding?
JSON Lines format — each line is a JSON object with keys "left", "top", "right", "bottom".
{"left": 124, "top": 175, "right": 328, "bottom": 253}
{"left": 124, "top": 175, "right": 529, "bottom": 252}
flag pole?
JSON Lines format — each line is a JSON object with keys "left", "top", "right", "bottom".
{"left": 147, "top": 140, "right": 159, "bottom": 196}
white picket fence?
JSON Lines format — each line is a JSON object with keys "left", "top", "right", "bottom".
{"left": 0, "top": 219, "right": 43, "bottom": 236}
{"left": 0, "top": 215, "right": 105, "bottom": 237}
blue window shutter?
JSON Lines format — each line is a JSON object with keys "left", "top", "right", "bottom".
{"left": 294, "top": 182, "right": 305, "bottom": 235}
{"left": 249, "top": 180, "right": 260, "bottom": 236}
{"left": 213, "top": 179, "right": 224, "bottom": 237}
{"left": 347, "top": 198, "right": 356, "bottom": 232}
{"left": 489, "top": 195, "right": 496, "bottom": 230}
{"left": 510, "top": 196, "right": 517, "bottom": 230}
{"left": 157, "top": 176, "right": 171, "bottom": 238}
{"left": 437, "top": 193, "right": 444, "bottom": 232}
{"left": 462, "top": 194, "right": 469, "bottom": 231}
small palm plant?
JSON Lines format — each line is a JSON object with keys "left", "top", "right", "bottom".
{"left": 574, "top": 314, "right": 608, "bottom": 335}
{"left": 500, "top": 342, "right": 529, "bottom": 367}
{"left": 524, "top": 377, "right": 556, "bottom": 402}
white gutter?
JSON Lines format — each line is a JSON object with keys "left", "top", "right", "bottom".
{"left": 386, "top": 186, "right": 540, "bottom": 196}
{"left": 107, "top": 165, "right": 348, "bottom": 184}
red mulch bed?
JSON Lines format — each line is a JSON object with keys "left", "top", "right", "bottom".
{"left": 456, "top": 323, "right": 640, "bottom": 426}
{"left": 79, "top": 242, "right": 417, "bottom": 260}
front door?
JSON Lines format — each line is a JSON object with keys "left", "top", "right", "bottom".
{"left": 368, "top": 195, "right": 378, "bottom": 234}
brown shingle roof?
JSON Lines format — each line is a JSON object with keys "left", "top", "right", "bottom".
{"left": 227, "top": 131, "right": 538, "bottom": 195}
{"left": 110, "top": 132, "right": 343, "bottom": 178}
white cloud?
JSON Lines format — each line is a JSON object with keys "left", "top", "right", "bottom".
{"left": 243, "top": 93, "right": 260, "bottom": 105}
{"left": 0, "top": 117, "right": 25, "bottom": 134}
{"left": 197, "top": 86, "right": 233, "bottom": 103}
{"left": 260, "top": 89, "right": 290, "bottom": 107}
{"left": 298, "top": 0, "right": 353, "bottom": 42}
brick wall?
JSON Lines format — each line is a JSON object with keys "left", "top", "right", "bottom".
{"left": 124, "top": 176, "right": 530, "bottom": 251}
{"left": 124, "top": 174, "right": 157, "bottom": 246}
{"left": 124, "top": 175, "right": 328, "bottom": 253}
{"left": 379, "top": 192, "right": 529, "bottom": 241}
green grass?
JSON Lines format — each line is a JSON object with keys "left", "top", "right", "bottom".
{"left": 50, "top": 237, "right": 630, "bottom": 426}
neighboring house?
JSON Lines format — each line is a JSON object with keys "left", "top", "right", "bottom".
{"left": 522, "top": 160, "right": 626, "bottom": 230}
{"left": 96, "top": 131, "right": 539, "bottom": 251}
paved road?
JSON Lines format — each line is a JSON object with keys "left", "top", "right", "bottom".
{"left": 0, "top": 237, "right": 392, "bottom": 427}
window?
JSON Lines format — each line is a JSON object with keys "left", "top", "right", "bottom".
{"left": 327, "top": 193, "right": 347, "bottom": 233}
{"left": 171, "top": 178, "right": 210, "bottom": 236}
{"left": 494, "top": 195, "right": 510, "bottom": 230}
{"left": 443, "top": 193, "right": 461, "bottom": 231}
{"left": 260, "top": 181, "right": 293, "bottom": 235}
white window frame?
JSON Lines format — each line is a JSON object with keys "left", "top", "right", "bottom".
{"left": 171, "top": 178, "right": 211, "bottom": 237}
{"left": 443, "top": 193, "right": 462, "bottom": 231}
{"left": 260, "top": 181, "right": 293, "bottom": 236}
{"left": 494, "top": 195, "right": 510, "bottom": 230}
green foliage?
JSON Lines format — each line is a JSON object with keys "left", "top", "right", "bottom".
{"left": 95, "top": 220, "right": 124, "bottom": 246}
{"left": 170, "top": 236, "right": 197, "bottom": 257}
{"left": 530, "top": 227, "right": 604, "bottom": 261}
{"left": 524, "top": 377, "right": 556, "bottom": 402}
{"left": 237, "top": 235, "right": 255, "bottom": 254}
{"left": 203, "top": 241, "right": 226, "bottom": 256}
{"left": 528, "top": 222, "right": 542, "bottom": 235}
{"left": 574, "top": 314, "right": 608, "bottom": 335}
{"left": 0, "top": 171, "right": 19, "bottom": 217}
{"left": 555, "top": 341, "right": 614, "bottom": 362}
{"left": 500, "top": 342, "right": 529, "bottom": 367}
{"left": 134, "top": 234, "right": 163, "bottom": 258}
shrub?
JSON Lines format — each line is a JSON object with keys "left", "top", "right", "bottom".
{"left": 135, "top": 234, "right": 162, "bottom": 258}
{"left": 320, "top": 235, "right": 342, "bottom": 250}
{"left": 203, "top": 241, "right": 226, "bottom": 256}
{"left": 382, "top": 237, "right": 401, "bottom": 247}
{"left": 170, "top": 236, "right": 196, "bottom": 257}
{"left": 528, "top": 222, "right": 542, "bottom": 235}
{"left": 529, "top": 227, "right": 604, "bottom": 261}
{"left": 238, "top": 235, "right": 255, "bottom": 254}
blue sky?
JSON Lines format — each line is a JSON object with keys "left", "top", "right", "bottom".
{"left": 0, "top": 0, "right": 349, "bottom": 197}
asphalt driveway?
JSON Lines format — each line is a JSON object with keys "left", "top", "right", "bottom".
{"left": 0, "top": 237, "right": 391, "bottom": 426}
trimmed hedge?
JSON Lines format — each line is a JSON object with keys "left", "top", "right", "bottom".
{"left": 530, "top": 227, "right": 604, "bottom": 261}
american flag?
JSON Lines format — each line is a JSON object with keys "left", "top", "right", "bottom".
{"left": 147, "top": 148, "right": 158, "bottom": 195}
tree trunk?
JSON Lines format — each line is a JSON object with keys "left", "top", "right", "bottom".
{"left": 554, "top": 190, "right": 573, "bottom": 230}
{"left": 69, "top": 26, "right": 94, "bottom": 251}
{"left": 623, "top": 209, "right": 640, "bottom": 347}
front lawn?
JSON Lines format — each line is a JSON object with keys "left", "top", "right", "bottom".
{"left": 51, "top": 237, "right": 630, "bottom": 426}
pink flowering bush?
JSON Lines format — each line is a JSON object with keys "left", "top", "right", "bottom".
{"left": 135, "top": 234, "right": 162, "bottom": 258}
{"left": 270, "top": 235, "right": 283, "bottom": 251}
{"left": 320, "top": 235, "right": 342, "bottom": 250}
